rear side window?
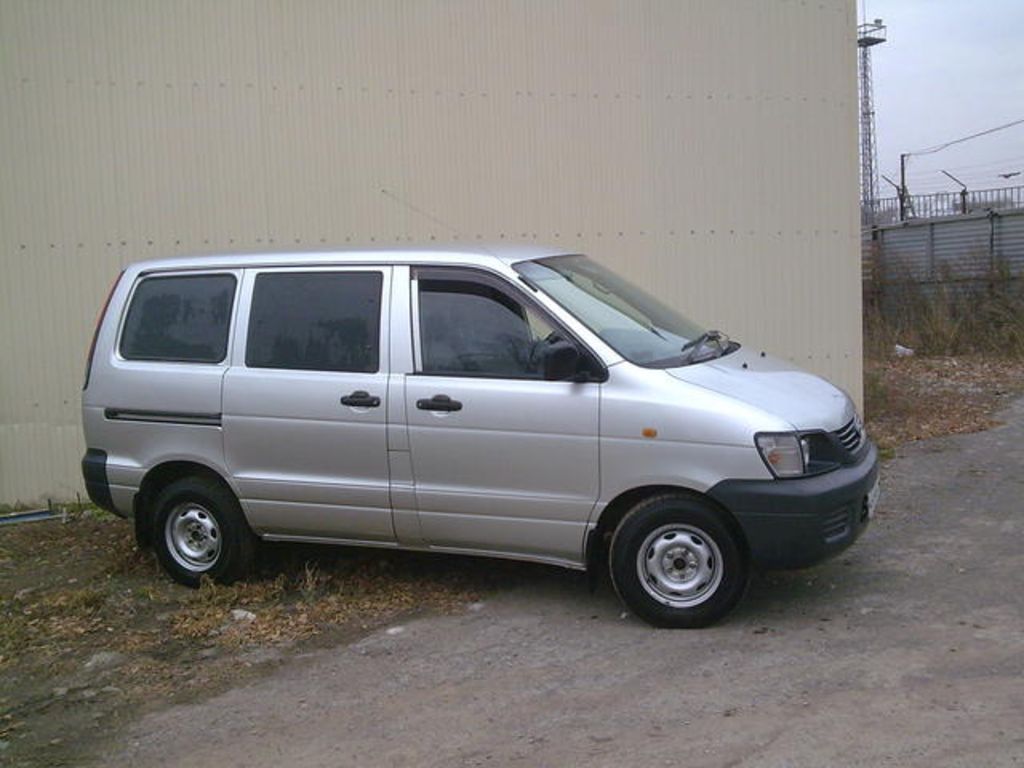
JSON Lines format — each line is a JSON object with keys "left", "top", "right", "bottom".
{"left": 120, "top": 274, "right": 236, "bottom": 363}
{"left": 246, "top": 272, "right": 382, "bottom": 373}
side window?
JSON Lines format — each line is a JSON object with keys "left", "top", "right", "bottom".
{"left": 246, "top": 272, "right": 382, "bottom": 373}
{"left": 120, "top": 274, "right": 235, "bottom": 363}
{"left": 418, "top": 277, "right": 555, "bottom": 378}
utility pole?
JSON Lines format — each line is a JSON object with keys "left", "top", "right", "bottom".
{"left": 858, "top": 19, "right": 887, "bottom": 227}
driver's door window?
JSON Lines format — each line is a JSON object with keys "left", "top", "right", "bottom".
{"left": 417, "top": 277, "right": 554, "bottom": 378}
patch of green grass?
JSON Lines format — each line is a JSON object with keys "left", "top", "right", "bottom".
{"left": 0, "top": 502, "right": 32, "bottom": 515}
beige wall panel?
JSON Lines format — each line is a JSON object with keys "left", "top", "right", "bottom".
{"left": 0, "top": 0, "right": 859, "bottom": 503}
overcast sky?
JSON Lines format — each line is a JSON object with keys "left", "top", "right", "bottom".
{"left": 865, "top": 0, "right": 1024, "bottom": 196}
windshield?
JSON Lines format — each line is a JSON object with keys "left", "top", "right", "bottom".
{"left": 515, "top": 255, "right": 736, "bottom": 368}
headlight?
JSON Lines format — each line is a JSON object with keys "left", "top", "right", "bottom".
{"left": 755, "top": 433, "right": 807, "bottom": 477}
{"left": 756, "top": 432, "right": 843, "bottom": 477}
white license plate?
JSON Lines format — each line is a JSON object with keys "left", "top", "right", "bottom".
{"left": 866, "top": 479, "right": 881, "bottom": 519}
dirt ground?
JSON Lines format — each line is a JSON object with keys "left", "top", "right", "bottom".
{"left": 2, "top": 355, "right": 1023, "bottom": 767}
{"left": 864, "top": 356, "right": 1024, "bottom": 451}
{"left": 0, "top": 523, "right": 504, "bottom": 766}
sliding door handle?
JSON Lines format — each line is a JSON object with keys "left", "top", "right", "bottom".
{"left": 416, "top": 394, "right": 462, "bottom": 412}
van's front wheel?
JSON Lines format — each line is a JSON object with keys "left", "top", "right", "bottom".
{"left": 153, "top": 477, "right": 256, "bottom": 587}
{"left": 610, "top": 494, "right": 748, "bottom": 628}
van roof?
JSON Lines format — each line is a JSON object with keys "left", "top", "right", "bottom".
{"left": 129, "top": 244, "right": 570, "bottom": 274}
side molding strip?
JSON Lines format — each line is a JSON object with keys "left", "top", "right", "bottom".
{"left": 104, "top": 409, "right": 222, "bottom": 427}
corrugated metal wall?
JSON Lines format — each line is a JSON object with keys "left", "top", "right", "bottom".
{"left": 0, "top": 0, "right": 860, "bottom": 503}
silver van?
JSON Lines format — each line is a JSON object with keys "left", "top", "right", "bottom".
{"left": 81, "top": 247, "right": 879, "bottom": 627}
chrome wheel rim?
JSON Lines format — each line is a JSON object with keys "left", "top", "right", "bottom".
{"left": 636, "top": 524, "right": 723, "bottom": 608}
{"left": 165, "top": 502, "right": 221, "bottom": 572}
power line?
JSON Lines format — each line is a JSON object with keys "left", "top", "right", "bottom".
{"left": 902, "top": 154, "right": 1024, "bottom": 177}
{"left": 882, "top": 159, "right": 1024, "bottom": 184}
{"left": 935, "top": 154, "right": 1024, "bottom": 173}
{"left": 904, "top": 174, "right": 1022, "bottom": 192}
{"left": 908, "top": 117, "right": 1024, "bottom": 156}
{"left": 879, "top": 174, "right": 1024, "bottom": 196}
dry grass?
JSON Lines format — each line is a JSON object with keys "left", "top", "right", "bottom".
{"left": 864, "top": 273, "right": 1024, "bottom": 359}
{"left": 0, "top": 508, "right": 507, "bottom": 763}
{"left": 1, "top": 515, "right": 487, "bottom": 671}
{"left": 863, "top": 274, "right": 1024, "bottom": 453}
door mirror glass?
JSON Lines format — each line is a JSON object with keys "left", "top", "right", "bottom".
{"left": 542, "top": 339, "right": 581, "bottom": 381}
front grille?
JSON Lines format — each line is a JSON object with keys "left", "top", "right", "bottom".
{"left": 833, "top": 417, "right": 863, "bottom": 454}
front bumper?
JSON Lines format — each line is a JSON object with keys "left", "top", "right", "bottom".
{"left": 708, "top": 442, "right": 879, "bottom": 569}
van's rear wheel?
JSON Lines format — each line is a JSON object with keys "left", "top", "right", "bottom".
{"left": 152, "top": 477, "right": 256, "bottom": 587}
{"left": 610, "top": 494, "right": 748, "bottom": 628}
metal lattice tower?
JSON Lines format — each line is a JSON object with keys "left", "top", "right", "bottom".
{"left": 858, "top": 19, "right": 886, "bottom": 227}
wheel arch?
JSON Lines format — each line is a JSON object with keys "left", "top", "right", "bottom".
{"left": 133, "top": 461, "right": 238, "bottom": 548}
{"left": 586, "top": 484, "right": 749, "bottom": 577}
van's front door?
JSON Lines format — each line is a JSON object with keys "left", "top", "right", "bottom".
{"left": 222, "top": 267, "right": 394, "bottom": 542}
{"left": 404, "top": 268, "right": 600, "bottom": 565}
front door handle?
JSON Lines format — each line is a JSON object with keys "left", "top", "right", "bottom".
{"left": 340, "top": 390, "right": 381, "bottom": 408}
{"left": 416, "top": 394, "right": 462, "bottom": 412}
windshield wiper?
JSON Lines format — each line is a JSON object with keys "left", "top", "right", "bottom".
{"left": 679, "top": 330, "right": 728, "bottom": 364}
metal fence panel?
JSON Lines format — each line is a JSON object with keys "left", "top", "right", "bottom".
{"left": 866, "top": 209, "right": 1024, "bottom": 311}
{"left": 877, "top": 226, "right": 929, "bottom": 282}
{"left": 932, "top": 216, "right": 993, "bottom": 283}
{"left": 996, "top": 212, "right": 1024, "bottom": 276}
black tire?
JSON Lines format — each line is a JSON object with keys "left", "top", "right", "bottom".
{"left": 610, "top": 493, "right": 749, "bottom": 628}
{"left": 152, "top": 476, "right": 257, "bottom": 588}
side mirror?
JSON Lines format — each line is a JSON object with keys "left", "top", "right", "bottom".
{"left": 542, "top": 340, "right": 581, "bottom": 381}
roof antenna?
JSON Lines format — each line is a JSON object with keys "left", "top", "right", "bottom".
{"left": 379, "top": 188, "right": 464, "bottom": 240}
